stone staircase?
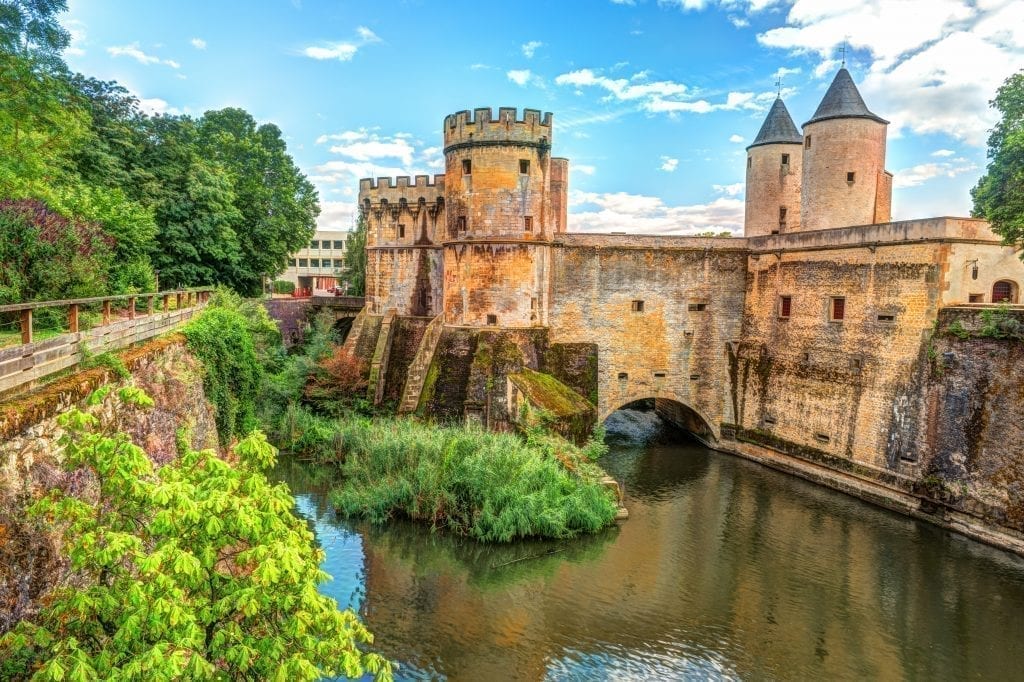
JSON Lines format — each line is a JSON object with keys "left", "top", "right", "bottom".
{"left": 398, "top": 314, "right": 445, "bottom": 414}
{"left": 366, "top": 309, "right": 397, "bottom": 405}
{"left": 342, "top": 306, "right": 368, "bottom": 354}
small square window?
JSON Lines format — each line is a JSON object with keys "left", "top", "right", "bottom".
{"left": 524, "top": 216, "right": 533, "bottom": 232}
{"left": 688, "top": 303, "right": 707, "bottom": 312}
{"left": 779, "top": 295, "right": 792, "bottom": 318}
{"left": 654, "top": 372, "right": 667, "bottom": 379}
{"left": 462, "top": 159, "right": 472, "bottom": 175}
{"left": 486, "top": 314, "right": 497, "bottom": 325}
{"left": 618, "top": 372, "right": 629, "bottom": 380}
{"left": 632, "top": 300, "right": 644, "bottom": 312}
{"left": 830, "top": 297, "right": 846, "bottom": 321}
{"left": 519, "top": 159, "right": 530, "bottom": 174}
{"left": 968, "top": 294, "right": 984, "bottom": 303}
{"left": 847, "top": 171, "right": 856, "bottom": 183}
{"left": 814, "top": 433, "right": 831, "bottom": 444}
{"left": 310, "top": 240, "right": 319, "bottom": 249}
{"left": 781, "top": 153, "right": 790, "bottom": 165}
{"left": 805, "top": 135, "right": 812, "bottom": 149}
{"left": 877, "top": 313, "right": 895, "bottom": 322}
{"left": 802, "top": 352, "right": 811, "bottom": 363}
{"left": 763, "top": 415, "right": 777, "bottom": 426}
{"left": 851, "top": 357, "right": 862, "bottom": 372}
{"left": 398, "top": 224, "right": 406, "bottom": 239}
{"left": 333, "top": 240, "right": 344, "bottom": 249}
{"left": 298, "top": 258, "right": 308, "bottom": 267}
{"left": 689, "top": 374, "right": 701, "bottom": 381}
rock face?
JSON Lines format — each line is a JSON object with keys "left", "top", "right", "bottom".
{"left": 0, "top": 336, "right": 218, "bottom": 633}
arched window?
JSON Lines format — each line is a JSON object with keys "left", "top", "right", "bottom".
{"left": 992, "top": 280, "right": 1018, "bottom": 303}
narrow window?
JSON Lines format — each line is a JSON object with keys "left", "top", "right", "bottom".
{"left": 654, "top": 372, "right": 666, "bottom": 379}
{"left": 298, "top": 258, "right": 308, "bottom": 267}
{"left": 462, "top": 159, "right": 472, "bottom": 175}
{"left": 524, "top": 216, "right": 533, "bottom": 232}
{"left": 779, "top": 295, "right": 792, "bottom": 319}
{"left": 631, "top": 300, "right": 644, "bottom": 312}
{"left": 877, "top": 314, "right": 895, "bottom": 322}
{"left": 763, "top": 415, "right": 777, "bottom": 426}
{"left": 781, "top": 153, "right": 790, "bottom": 165}
{"left": 457, "top": 216, "right": 467, "bottom": 234}
{"left": 688, "top": 303, "right": 707, "bottom": 312}
{"left": 851, "top": 357, "right": 862, "bottom": 372}
{"left": 398, "top": 224, "right": 406, "bottom": 239}
{"left": 530, "top": 297, "right": 537, "bottom": 310}
{"left": 747, "top": 156, "right": 752, "bottom": 169}
{"left": 847, "top": 171, "right": 856, "bottom": 183}
{"left": 310, "top": 240, "right": 319, "bottom": 249}
{"left": 779, "top": 206, "right": 788, "bottom": 229}
{"left": 486, "top": 314, "right": 497, "bottom": 325}
{"left": 689, "top": 374, "right": 700, "bottom": 381}
{"left": 771, "top": 230, "right": 780, "bottom": 235}
{"left": 802, "top": 352, "right": 811, "bottom": 363}
{"left": 968, "top": 294, "right": 984, "bottom": 303}
{"left": 830, "top": 297, "right": 846, "bottom": 321}
{"left": 814, "top": 433, "right": 831, "bottom": 444}
{"left": 618, "top": 372, "right": 628, "bottom": 381}
{"left": 519, "top": 159, "right": 530, "bottom": 174}
{"left": 805, "top": 135, "right": 812, "bottom": 149}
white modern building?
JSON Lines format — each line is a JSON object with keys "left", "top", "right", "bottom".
{"left": 278, "top": 229, "right": 349, "bottom": 293}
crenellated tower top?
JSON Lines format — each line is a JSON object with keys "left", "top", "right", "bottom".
{"left": 443, "top": 107, "right": 553, "bottom": 151}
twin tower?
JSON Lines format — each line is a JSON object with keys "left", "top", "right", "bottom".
{"left": 744, "top": 68, "right": 892, "bottom": 236}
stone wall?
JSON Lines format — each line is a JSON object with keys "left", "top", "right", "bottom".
{"left": 548, "top": 238, "right": 748, "bottom": 432}
{"left": 443, "top": 242, "right": 550, "bottom": 327}
{"left": 366, "top": 247, "right": 443, "bottom": 317}
{"left": 382, "top": 317, "right": 432, "bottom": 405}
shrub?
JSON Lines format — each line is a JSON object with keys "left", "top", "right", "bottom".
{"left": 0, "top": 389, "right": 391, "bottom": 681}
{"left": 273, "top": 280, "right": 296, "bottom": 295}
{"left": 329, "top": 415, "right": 618, "bottom": 542}
{"left": 305, "top": 346, "right": 368, "bottom": 407}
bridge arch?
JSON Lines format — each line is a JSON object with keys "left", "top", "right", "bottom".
{"left": 600, "top": 393, "right": 719, "bottom": 445}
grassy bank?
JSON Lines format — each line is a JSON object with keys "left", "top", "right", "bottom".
{"left": 326, "top": 415, "right": 619, "bottom": 542}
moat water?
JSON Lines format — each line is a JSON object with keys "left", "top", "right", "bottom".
{"left": 273, "top": 411, "right": 1024, "bottom": 681}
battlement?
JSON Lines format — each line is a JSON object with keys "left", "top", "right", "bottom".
{"left": 358, "top": 174, "right": 446, "bottom": 208}
{"left": 443, "top": 107, "right": 554, "bottom": 149}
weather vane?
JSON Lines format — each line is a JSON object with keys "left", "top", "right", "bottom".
{"left": 840, "top": 38, "right": 848, "bottom": 67}
{"left": 775, "top": 75, "right": 782, "bottom": 96}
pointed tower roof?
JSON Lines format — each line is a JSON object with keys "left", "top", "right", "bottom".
{"left": 804, "top": 68, "right": 888, "bottom": 126}
{"left": 747, "top": 97, "right": 803, "bottom": 149}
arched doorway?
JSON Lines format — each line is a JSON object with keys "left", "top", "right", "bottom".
{"left": 992, "top": 280, "right": 1018, "bottom": 303}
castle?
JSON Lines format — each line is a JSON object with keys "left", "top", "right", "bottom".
{"left": 345, "top": 68, "right": 1024, "bottom": 551}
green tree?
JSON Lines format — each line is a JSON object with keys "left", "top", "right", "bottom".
{"left": 196, "top": 108, "right": 319, "bottom": 296}
{"left": 0, "top": 0, "right": 70, "bottom": 65}
{"left": 343, "top": 213, "right": 367, "bottom": 295}
{"left": 0, "top": 388, "right": 392, "bottom": 681}
{"left": 972, "top": 70, "right": 1024, "bottom": 252}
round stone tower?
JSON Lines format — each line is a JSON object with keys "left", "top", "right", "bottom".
{"left": 441, "top": 107, "right": 556, "bottom": 327}
{"left": 800, "top": 68, "right": 891, "bottom": 231}
{"left": 744, "top": 96, "right": 804, "bottom": 237}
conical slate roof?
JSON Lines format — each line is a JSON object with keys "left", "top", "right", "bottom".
{"left": 804, "top": 68, "right": 888, "bottom": 126}
{"left": 747, "top": 97, "right": 803, "bottom": 149}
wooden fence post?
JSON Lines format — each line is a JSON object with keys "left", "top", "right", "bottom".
{"left": 176, "top": 293, "right": 182, "bottom": 311}
{"left": 128, "top": 297, "right": 136, "bottom": 320}
{"left": 68, "top": 304, "right": 79, "bottom": 333}
{"left": 20, "top": 309, "right": 32, "bottom": 344}
{"left": 147, "top": 295, "right": 155, "bottom": 316}
{"left": 102, "top": 300, "right": 111, "bottom": 325}
{"left": 162, "top": 294, "right": 169, "bottom": 312}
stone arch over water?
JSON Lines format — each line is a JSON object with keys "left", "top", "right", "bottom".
{"left": 600, "top": 394, "right": 719, "bottom": 445}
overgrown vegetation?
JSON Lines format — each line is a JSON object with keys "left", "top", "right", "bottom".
{"left": 0, "top": 387, "right": 391, "bottom": 681}
{"left": 328, "top": 415, "right": 618, "bottom": 542}
{"left": 940, "top": 306, "right": 1024, "bottom": 341}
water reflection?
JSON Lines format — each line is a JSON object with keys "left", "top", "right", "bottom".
{"left": 274, "top": 420, "right": 1024, "bottom": 681}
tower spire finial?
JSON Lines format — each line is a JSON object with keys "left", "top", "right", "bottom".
{"left": 840, "top": 38, "right": 848, "bottom": 67}
{"left": 775, "top": 75, "right": 782, "bottom": 97}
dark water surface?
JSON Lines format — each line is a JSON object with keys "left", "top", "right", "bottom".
{"left": 274, "top": 424, "right": 1024, "bottom": 681}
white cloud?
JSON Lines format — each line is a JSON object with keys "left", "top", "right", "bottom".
{"left": 521, "top": 40, "right": 543, "bottom": 58}
{"left": 65, "top": 19, "right": 86, "bottom": 56}
{"left": 713, "top": 182, "right": 745, "bottom": 196}
{"left": 729, "top": 134, "right": 745, "bottom": 143}
{"left": 190, "top": 37, "right": 206, "bottom": 50}
{"left": 932, "top": 149, "right": 956, "bottom": 157}
{"left": 755, "top": 0, "right": 1024, "bottom": 145}
{"left": 302, "top": 26, "right": 381, "bottom": 62}
{"left": 568, "top": 190, "right": 744, "bottom": 235}
{"left": 555, "top": 67, "right": 767, "bottom": 116}
{"left": 660, "top": 156, "right": 679, "bottom": 172}
{"left": 610, "top": 0, "right": 636, "bottom": 4}
{"left": 574, "top": 164, "right": 597, "bottom": 176}
{"left": 892, "top": 160, "right": 978, "bottom": 188}
{"left": 107, "top": 43, "right": 180, "bottom": 68}
{"left": 310, "top": 129, "right": 442, "bottom": 190}
{"left": 507, "top": 69, "right": 533, "bottom": 86}
{"left": 318, "top": 200, "right": 358, "bottom": 231}
{"left": 136, "top": 97, "right": 181, "bottom": 117}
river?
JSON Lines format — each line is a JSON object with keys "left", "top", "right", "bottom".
{"left": 273, "top": 410, "right": 1024, "bottom": 681}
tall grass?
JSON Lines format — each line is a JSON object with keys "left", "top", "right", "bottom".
{"left": 328, "top": 415, "right": 618, "bottom": 542}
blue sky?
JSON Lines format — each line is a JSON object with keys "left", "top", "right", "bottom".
{"left": 62, "top": 0, "right": 1024, "bottom": 235}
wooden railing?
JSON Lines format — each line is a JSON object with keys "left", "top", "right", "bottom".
{"left": 0, "top": 288, "right": 214, "bottom": 395}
